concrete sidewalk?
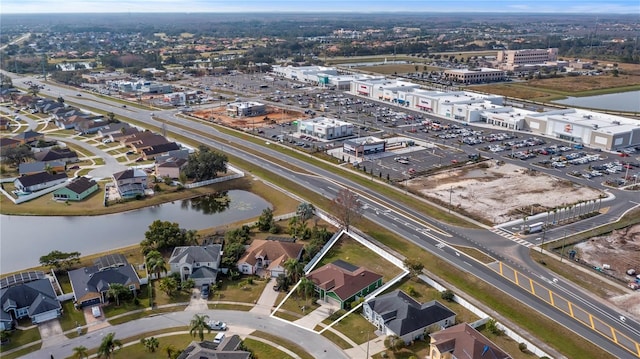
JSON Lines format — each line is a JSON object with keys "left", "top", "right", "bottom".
{"left": 250, "top": 277, "right": 278, "bottom": 315}
{"left": 293, "top": 301, "right": 340, "bottom": 329}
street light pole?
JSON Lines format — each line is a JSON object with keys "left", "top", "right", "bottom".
{"left": 366, "top": 330, "right": 370, "bottom": 359}
{"left": 560, "top": 229, "right": 567, "bottom": 262}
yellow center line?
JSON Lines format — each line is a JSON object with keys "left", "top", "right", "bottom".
{"left": 568, "top": 302, "right": 574, "bottom": 318}
{"left": 549, "top": 290, "right": 554, "bottom": 306}
{"left": 529, "top": 278, "right": 535, "bottom": 295}
{"left": 611, "top": 327, "right": 618, "bottom": 344}
{"left": 589, "top": 314, "right": 595, "bottom": 329}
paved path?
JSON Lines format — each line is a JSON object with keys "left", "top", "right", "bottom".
{"left": 250, "top": 277, "right": 278, "bottom": 315}
{"left": 45, "top": 135, "right": 127, "bottom": 179}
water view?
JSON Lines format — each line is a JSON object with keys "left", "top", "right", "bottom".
{"left": 0, "top": 190, "right": 270, "bottom": 273}
{"left": 552, "top": 90, "right": 640, "bottom": 113}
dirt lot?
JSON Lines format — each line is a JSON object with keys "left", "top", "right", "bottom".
{"left": 408, "top": 162, "right": 603, "bottom": 225}
{"left": 191, "top": 105, "right": 305, "bottom": 129}
{"left": 574, "top": 224, "right": 640, "bottom": 317}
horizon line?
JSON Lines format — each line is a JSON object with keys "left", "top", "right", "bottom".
{"left": 1, "top": 11, "right": 634, "bottom": 15}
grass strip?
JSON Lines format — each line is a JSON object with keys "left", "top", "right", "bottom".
{"left": 250, "top": 330, "right": 314, "bottom": 359}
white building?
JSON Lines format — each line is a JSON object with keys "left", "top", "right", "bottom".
{"left": 298, "top": 117, "right": 353, "bottom": 140}
{"left": 524, "top": 109, "right": 640, "bottom": 151}
{"left": 226, "top": 101, "right": 266, "bottom": 117}
{"left": 497, "top": 48, "right": 559, "bottom": 71}
{"left": 443, "top": 68, "right": 506, "bottom": 84}
{"left": 350, "top": 78, "right": 420, "bottom": 103}
{"left": 272, "top": 65, "right": 338, "bottom": 85}
{"left": 406, "top": 90, "right": 504, "bottom": 118}
{"left": 343, "top": 136, "right": 386, "bottom": 157}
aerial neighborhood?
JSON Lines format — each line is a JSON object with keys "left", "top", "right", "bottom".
{"left": 0, "top": 7, "right": 639, "bottom": 359}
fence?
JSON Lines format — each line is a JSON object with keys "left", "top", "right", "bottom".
{"left": 184, "top": 164, "right": 245, "bottom": 189}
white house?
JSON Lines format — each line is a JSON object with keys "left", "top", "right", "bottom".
{"left": 363, "top": 290, "right": 456, "bottom": 344}
{"left": 169, "top": 245, "right": 222, "bottom": 286}
{"left": 14, "top": 172, "right": 68, "bottom": 193}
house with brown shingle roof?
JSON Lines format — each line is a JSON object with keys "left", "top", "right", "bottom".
{"left": 236, "top": 239, "right": 304, "bottom": 278}
{"left": 429, "top": 323, "right": 511, "bottom": 359}
{"left": 306, "top": 260, "right": 383, "bottom": 310}
{"left": 123, "top": 131, "right": 172, "bottom": 153}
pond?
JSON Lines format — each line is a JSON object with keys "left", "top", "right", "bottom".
{"left": 552, "top": 90, "right": 640, "bottom": 113}
{"left": 0, "top": 190, "right": 270, "bottom": 273}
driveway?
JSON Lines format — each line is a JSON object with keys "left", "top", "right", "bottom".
{"left": 46, "top": 135, "right": 127, "bottom": 180}
{"left": 83, "top": 305, "right": 111, "bottom": 333}
{"left": 185, "top": 287, "right": 209, "bottom": 312}
{"left": 293, "top": 300, "right": 340, "bottom": 329}
{"left": 250, "top": 277, "right": 278, "bottom": 315}
{"left": 37, "top": 319, "right": 64, "bottom": 348}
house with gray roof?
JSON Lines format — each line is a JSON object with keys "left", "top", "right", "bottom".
{"left": 34, "top": 148, "right": 79, "bottom": 163}
{"left": 177, "top": 335, "right": 251, "bottom": 359}
{"left": 169, "top": 245, "right": 222, "bottom": 286}
{"left": 52, "top": 176, "right": 98, "bottom": 201}
{"left": 0, "top": 278, "right": 62, "bottom": 330}
{"left": 112, "top": 168, "right": 147, "bottom": 198}
{"left": 19, "top": 160, "right": 66, "bottom": 176}
{"left": 363, "top": 290, "right": 456, "bottom": 344}
{"left": 68, "top": 255, "right": 141, "bottom": 308}
{"left": 14, "top": 171, "right": 68, "bottom": 193}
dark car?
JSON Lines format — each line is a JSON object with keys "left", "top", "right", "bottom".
{"left": 201, "top": 284, "right": 210, "bottom": 299}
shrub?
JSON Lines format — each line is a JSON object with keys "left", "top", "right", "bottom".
{"left": 441, "top": 289, "right": 455, "bottom": 302}
{"left": 518, "top": 342, "right": 527, "bottom": 352}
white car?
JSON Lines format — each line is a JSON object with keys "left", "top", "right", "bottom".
{"left": 207, "top": 320, "right": 227, "bottom": 331}
{"left": 91, "top": 306, "right": 101, "bottom": 318}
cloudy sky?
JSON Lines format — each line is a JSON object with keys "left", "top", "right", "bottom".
{"left": 1, "top": 0, "right": 638, "bottom": 14}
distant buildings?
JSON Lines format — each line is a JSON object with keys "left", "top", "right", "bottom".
{"left": 497, "top": 48, "right": 559, "bottom": 71}
{"left": 298, "top": 117, "right": 354, "bottom": 140}
{"left": 443, "top": 68, "right": 506, "bottom": 84}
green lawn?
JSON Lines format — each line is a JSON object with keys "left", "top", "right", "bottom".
{"left": 56, "top": 273, "right": 73, "bottom": 293}
{"left": 244, "top": 338, "right": 295, "bottom": 359}
{"left": 59, "top": 300, "right": 87, "bottom": 332}
{"left": 107, "top": 306, "right": 188, "bottom": 326}
{"left": 0, "top": 343, "right": 41, "bottom": 359}
{"left": 314, "top": 323, "right": 354, "bottom": 349}
{"left": 313, "top": 234, "right": 403, "bottom": 282}
{"left": 249, "top": 331, "right": 314, "bottom": 359}
{"left": 320, "top": 311, "right": 376, "bottom": 345}
{"left": 0, "top": 327, "right": 41, "bottom": 353}
{"left": 214, "top": 276, "right": 269, "bottom": 303}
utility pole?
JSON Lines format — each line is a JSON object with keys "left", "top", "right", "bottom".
{"left": 560, "top": 229, "right": 568, "bottom": 262}
{"left": 448, "top": 186, "right": 453, "bottom": 213}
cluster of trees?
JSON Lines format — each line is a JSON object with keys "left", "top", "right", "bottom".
{"left": 39, "top": 250, "right": 81, "bottom": 273}
{"left": 2, "top": 145, "right": 34, "bottom": 167}
{"left": 141, "top": 220, "right": 199, "bottom": 254}
{"left": 183, "top": 145, "right": 228, "bottom": 182}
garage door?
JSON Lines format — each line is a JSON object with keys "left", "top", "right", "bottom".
{"left": 34, "top": 310, "right": 59, "bottom": 323}
{"left": 325, "top": 295, "right": 341, "bottom": 308}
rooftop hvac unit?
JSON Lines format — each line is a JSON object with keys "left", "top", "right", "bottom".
{"left": 612, "top": 121, "right": 621, "bottom": 125}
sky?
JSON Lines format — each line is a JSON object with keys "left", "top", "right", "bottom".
{"left": 1, "top": 0, "right": 639, "bottom": 14}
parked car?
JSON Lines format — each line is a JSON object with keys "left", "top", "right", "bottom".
{"left": 207, "top": 320, "right": 227, "bottom": 331}
{"left": 201, "top": 284, "right": 210, "bottom": 299}
{"left": 91, "top": 306, "right": 101, "bottom": 318}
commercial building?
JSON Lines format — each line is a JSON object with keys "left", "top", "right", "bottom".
{"left": 225, "top": 101, "right": 266, "bottom": 117}
{"left": 298, "top": 117, "right": 354, "bottom": 140}
{"left": 272, "top": 65, "right": 338, "bottom": 85}
{"left": 350, "top": 78, "right": 420, "bottom": 103}
{"left": 497, "top": 48, "right": 558, "bottom": 71}
{"left": 343, "top": 136, "right": 386, "bottom": 157}
{"left": 524, "top": 108, "right": 640, "bottom": 151}
{"left": 405, "top": 90, "right": 504, "bottom": 118}
{"left": 443, "top": 68, "right": 506, "bottom": 84}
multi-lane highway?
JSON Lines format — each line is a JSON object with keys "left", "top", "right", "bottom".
{"left": 8, "top": 74, "right": 640, "bottom": 358}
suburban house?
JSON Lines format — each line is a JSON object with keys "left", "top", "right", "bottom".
{"left": 0, "top": 137, "right": 20, "bottom": 151}
{"left": 97, "top": 123, "right": 132, "bottom": 138}
{"left": 141, "top": 141, "right": 181, "bottom": 160}
{"left": 112, "top": 168, "right": 148, "bottom": 198}
{"left": 306, "top": 260, "right": 383, "bottom": 310}
{"left": 169, "top": 245, "right": 222, "bottom": 286}
{"left": 429, "top": 323, "right": 511, "bottom": 359}
{"left": 155, "top": 156, "right": 188, "bottom": 178}
{"left": 14, "top": 172, "right": 68, "bottom": 193}
{"left": 122, "top": 131, "right": 173, "bottom": 153}
{"left": 34, "top": 148, "right": 79, "bottom": 164}
{"left": 363, "top": 290, "right": 456, "bottom": 344}
{"left": 236, "top": 239, "right": 304, "bottom": 278}
{"left": 0, "top": 118, "right": 10, "bottom": 130}
{"left": 52, "top": 176, "right": 99, "bottom": 201}
{"left": 19, "top": 160, "right": 66, "bottom": 176}
{"left": 54, "top": 115, "right": 87, "bottom": 130}
{"left": 68, "top": 254, "right": 141, "bottom": 308}
{"left": 12, "top": 130, "right": 44, "bottom": 145}
{"left": 108, "top": 127, "right": 140, "bottom": 142}
{"left": 0, "top": 275, "right": 62, "bottom": 330}
{"left": 75, "top": 119, "right": 109, "bottom": 135}
{"left": 178, "top": 335, "right": 251, "bottom": 359}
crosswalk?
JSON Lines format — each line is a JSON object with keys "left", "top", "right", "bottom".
{"left": 490, "top": 227, "right": 534, "bottom": 247}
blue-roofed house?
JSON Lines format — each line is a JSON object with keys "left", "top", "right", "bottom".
{"left": 363, "top": 290, "right": 456, "bottom": 344}
{"left": 0, "top": 278, "right": 62, "bottom": 330}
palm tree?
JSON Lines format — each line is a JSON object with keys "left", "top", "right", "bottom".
{"left": 283, "top": 258, "right": 304, "bottom": 284}
{"left": 97, "top": 332, "right": 122, "bottom": 358}
{"left": 297, "top": 277, "right": 315, "bottom": 304}
{"left": 145, "top": 250, "right": 167, "bottom": 280}
{"left": 140, "top": 336, "right": 159, "bottom": 352}
{"left": 296, "top": 203, "right": 316, "bottom": 223}
{"left": 189, "top": 314, "right": 210, "bottom": 342}
{"left": 72, "top": 345, "right": 88, "bottom": 359}
{"left": 107, "top": 283, "right": 127, "bottom": 306}
{"left": 164, "top": 344, "right": 177, "bottom": 359}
